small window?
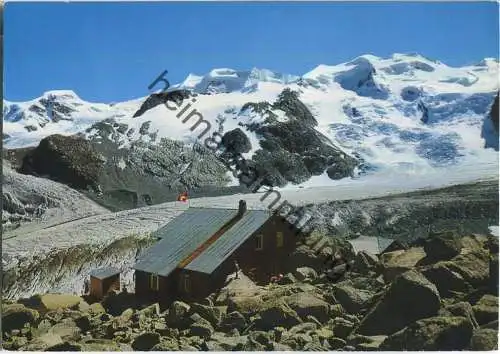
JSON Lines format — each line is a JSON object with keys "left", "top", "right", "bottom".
{"left": 183, "top": 274, "right": 191, "bottom": 293}
{"left": 276, "top": 232, "right": 284, "bottom": 248}
{"left": 255, "top": 234, "right": 264, "bottom": 251}
{"left": 149, "top": 274, "right": 159, "bottom": 291}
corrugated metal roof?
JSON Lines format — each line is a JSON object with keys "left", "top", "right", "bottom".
{"left": 185, "top": 210, "right": 271, "bottom": 274}
{"left": 90, "top": 267, "right": 120, "bottom": 280}
{"left": 133, "top": 208, "right": 237, "bottom": 276}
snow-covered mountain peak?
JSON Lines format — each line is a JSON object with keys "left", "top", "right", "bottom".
{"left": 41, "top": 90, "right": 81, "bottom": 100}
{"left": 390, "top": 52, "right": 440, "bottom": 63}
{"left": 474, "top": 58, "right": 500, "bottom": 69}
{"left": 175, "top": 67, "right": 298, "bottom": 94}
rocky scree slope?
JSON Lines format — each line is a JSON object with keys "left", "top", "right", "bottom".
{"left": 3, "top": 179, "right": 497, "bottom": 300}
{"left": 2, "top": 230, "right": 498, "bottom": 351}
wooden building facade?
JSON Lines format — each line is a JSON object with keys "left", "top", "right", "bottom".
{"left": 89, "top": 267, "right": 121, "bottom": 300}
{"left": 133, "top": 200, "right": 301, "bottom": 305}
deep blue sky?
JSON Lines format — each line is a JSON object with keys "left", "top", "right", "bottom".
{"left": 5, "top": 2, "right": 499, "bottom": 103}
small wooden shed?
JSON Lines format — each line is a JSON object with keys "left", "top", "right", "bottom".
{"left": 89, "top": 267, "right": 121, "bottom": 300}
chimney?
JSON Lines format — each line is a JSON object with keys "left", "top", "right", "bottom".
{"left": 238, "top": 200, "right": 247, "bottom": 217}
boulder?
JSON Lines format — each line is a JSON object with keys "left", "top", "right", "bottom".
{"left": 444, "top": 302, "right": 479, "bottom": 329}
{"left": 120, "top": 308, "right": 135, "bottom": 321}
{"left": 255, "top": 301, "right": 302, "bottom": 330}
{"left": 29, "top": 294, "right": 83, "bottom": 313}
{"left": 220, "top": 311, "right": 247, "bottom": 332}
{"left": 2, "top": 304, "right": 40, "bottom": 334}
{"left": 45, "top": 341, "right": 83, "bottom": 351}
{"left": 472, "top": 295, "right": 498, "bottom": 325}
{"left": 80, "top": 338, "right": 133, "bottom": 351}
{"left": 459, "top": 234, "right": 489, "bottom": 251}
{"left": 422, "top": 262, "right": 471, "bottom": 297}
{"left": 380, "top": 240, "right": 408, "bottom": 254}
{"left": 20, "top": 333, "right": 63, "bottom": 351}
{"left": 481, "top": 320, "right": 499, "bottom": 330}
{"left": 380, "top": 316, "right": 474, "bottom": 350}
{"left": 131, "top": 332, "right": 161, "bottom": 351}
{"left": 346, "top": 334, "right": 387, "bottom": 351}
{"left": 287, "top": 245, "right": 324, "bottom": 273}
{"left": 88, "top": 302, "right": 106, "bottom": 315}
{"left": 242, "top": 337, "right": 266, "bottom": 351}
{"left": 302, "top": 339, "right": 326, "bottom": 351}
{"left": 332, "top": 280, "right": 376, "bottom": 314}
{"left": 314, "top": 326, "right": 334, "bottom": 341}
{"left": 49, "top": 320, "right": 82, "bottom": 341}
{"left": 269, "top": 341, "right": 294, "bottom": 350}
{"left": 469, "top": 328, "right": 498, "bottom": 350}
{"left": 33, "top": 319, "right": 54, "bottom": 337}
{"left": 284, "top": 292, "right": 330, "bottom": 323}
{"left": 102, "top": 291, "right": 137, "bottom": 316}
{"left": 249, "top": 330, "right": 272, "bottom": 346}
{"left": 3, "top": 336, "right": 29, "bottom": 350}
{"left": 380, "top": 247, "right": 426, "bottom": 282}
{"left": 138, "top": 303, "right": 160, "bottom": 317}
{"left": 442, "top": 248, "right": 490, "bottom": 287}
{"left": 288, "top": 232, "right": 355, "bottom": 272}
{"left": 277, "top": 273, "right": 297, "bottom": 285}
{"left": 423, "top": 231, "right": 463, "bottom": 262}
{"left": 273, "top": 326, "right": 286, "bottom": 342}
{"left": 331, "top": 317, "right": 355, "bottom": 339}
{"left": 189, "top": 303, "right": 226, "bottom": 327}
{"left": 189, "top": 321, "right": 214, "bottom": 339}
{"left": 306, "top": 314, "right": 323, "bottom": 327}
{"left": 325, "top": 263, "right": 349, "bottom": 282}
{"left": 356, "top": 270, "right": 441, "bottom": 335}
{"left": 151, "top": 338, "right": 180, "bottom": 351}
{"left": 207, "top": 332, "right": 247, "bottom": 350}
{"left": 226, "top": 295, "right": 265, "bottom": 315}
{"left": 166, "top": 300, "right": 190, "bottom": 327}
{"left": 281, "top": 331, "right": 313, "bottom": 349}
{"left": 217, "top": 273, "right": 264, "bottom": 314}
{"left": 74, "top": 314, "right": 92, "bottom": 332}
{"left": 351, "top": 251, "right": 381, "bottom": 275}
{"left": 289, "top": 322, "right": 318, "bottom": 335}
{"left": 293, "top": 267, "right": 318, "bottom": 282}
{"left": 328, "top": 337, "right": 347, "bottom": 349}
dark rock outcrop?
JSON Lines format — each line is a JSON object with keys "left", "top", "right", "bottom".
{"left": 133, "top": 89, "right": 192, "bottom": 118}
{"left": 19, "top": 134, "right": 104, "bottom": 191}
{"left": 221, "top": 128, "right": 252, "bottom": 155}
{"left": 422, "top": 230, "right": 463, "bottom": 262}
{"left": 490, "top": 93, "right": 499, "bottom": 133}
